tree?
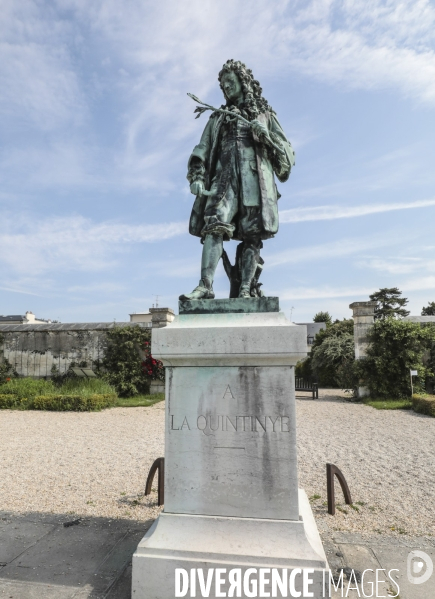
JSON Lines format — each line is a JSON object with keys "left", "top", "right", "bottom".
{"left": 313, "top": 311, "right": 332, "bottom": 326}
{"left": 298, "top": 318, "right": 354, "bottom": 387}
{"left": 311, "top": 333, "right": 355, "bottom": 389}
{"left": 369, "top": 287, "right": 410, "bottom": 320}
{"left": 358, "top": 319, "right": 435, "bottom": 398}
{"left": 422, "top": 302, "right": 435, "bottom": 316}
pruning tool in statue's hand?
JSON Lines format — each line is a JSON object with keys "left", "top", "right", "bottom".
{"left": 187, "top": 93, "right": 286, "bottom": 158}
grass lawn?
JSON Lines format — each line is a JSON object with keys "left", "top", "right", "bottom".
{"left": 0, "top": 378, "right": 165, "bottom": 410}
{"left": 364, "top": 398, "right": 412, "bottom": 410}
{"left": 115, "top": 393, "right": 165, "bottom": 408}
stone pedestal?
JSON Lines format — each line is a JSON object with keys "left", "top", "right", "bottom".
{"left": 132, "top": 305, "right": 328, "bottom": 598}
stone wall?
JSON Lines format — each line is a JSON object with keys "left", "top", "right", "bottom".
{"left": 0, "top": 322, "right": 150, "bottom": 378}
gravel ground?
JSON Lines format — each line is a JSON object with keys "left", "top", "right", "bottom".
{"left": 1, "top": 392, "right": 434, "bottom": 537}
{"left": 297, "top": 389, "right": 435, "bottom": 538}
{"left": 0, "top": 402, "right": 166, "bottom": 522}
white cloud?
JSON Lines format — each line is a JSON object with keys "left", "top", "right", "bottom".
{"left": 0, "top": 1, "right": 87, "bottom": 131}
{"left": 67, "top": 282, "right": 127, "bottom": 294}
{"left": 279, "top": 284, "right": 374, "bottom": 301}
{"left": 0, "top": 215, "right": 187, "bottom": 275}
{"left": 265, "top": 234, "right": 396, "bottom": 268}
{"left": 0, "top": 285, "right": 42, "bottom": 297}
{"left": 2, "top": 0, "right": 435, "bottom": 196}
{"left": 359, "top": 256, "right": 435, "bottom": 275}
{"left": 279, "top": 275, "right": 435, "bottom": 301}
{"left": 30, "top": 0, "right": 432, "bottom": 192}
{"left": 280, "top": 198, "right": 435, "bottom": 224}
{"left": 402, "top": 276, "right": 435, "bottom": 292}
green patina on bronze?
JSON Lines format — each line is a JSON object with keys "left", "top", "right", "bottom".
{"left": 180, "top": 60, "right": 294, "bottom": 303}
{"left": 179, "top": 297, "right": 280, "bottom": 315}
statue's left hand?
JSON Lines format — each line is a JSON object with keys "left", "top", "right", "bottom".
{"left": 251, "top": 119, "right": 268, "bottom": 139}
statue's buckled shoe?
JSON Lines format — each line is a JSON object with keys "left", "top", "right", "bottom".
{"left": 179, "top": 280, "right": 215, "bottom": 301}
{"left": 238, "top": 285, "right": 251, "bottom": 299}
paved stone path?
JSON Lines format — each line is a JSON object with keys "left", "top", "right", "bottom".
{"left": 0, "top": 511, "right": 150, "bottom": 598}
{"left": 322, "top": 529, "right": 435, "bottom": 598}
{"left": 1, "top": 511, "right": 434, "bottom": 598}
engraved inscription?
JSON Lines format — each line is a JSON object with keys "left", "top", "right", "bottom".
{"left": 222, "top": 385, "right": 235, "bottom": 400}
{"left": 170, "top": 414, "right": 291, "bottom": 434}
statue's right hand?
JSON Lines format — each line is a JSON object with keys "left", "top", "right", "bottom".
{"left": 190, "top": 181, "right": 204, "bottom": 196}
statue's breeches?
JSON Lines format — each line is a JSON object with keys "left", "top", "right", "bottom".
{"left": 201, "top": 136, "right": 263, "bottom": 241}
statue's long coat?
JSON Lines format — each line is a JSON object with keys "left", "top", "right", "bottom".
{"left": 187, "top": 111, "right": 295, "bottom": 241}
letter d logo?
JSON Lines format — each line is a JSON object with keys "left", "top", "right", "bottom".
{"left": 407, "top": 550, "right": 433, "bottom": 585}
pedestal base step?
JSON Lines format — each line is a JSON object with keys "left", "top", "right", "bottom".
{"left": 132, "top": 490, "right": 328, "bottom": 598}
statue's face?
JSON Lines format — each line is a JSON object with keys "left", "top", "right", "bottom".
{"left": 221, "top": 70, "right": 243, "bottom": 103}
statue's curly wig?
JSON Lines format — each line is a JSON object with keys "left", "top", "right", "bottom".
{"left": 218, "top": 59, "right": 274, "bottom": 118}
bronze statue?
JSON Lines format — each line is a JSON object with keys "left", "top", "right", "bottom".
{"left": 180, "top": 59, "right": 295, "bottom": 301}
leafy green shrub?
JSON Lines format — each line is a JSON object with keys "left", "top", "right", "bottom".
{"left": 295, "top": 357, "right": 312, "bottom": 380}
{"left": 102, "top": 326, "right": 154, "bottom": 397}
{"left": 412, "top": 394, "right": 435, "bottom": 417}
{"left": 0, "top": 358, "right": 18, "bottom": 383}
{"left": 359, "top": 319, "right": 435, "bottom": 399}
{"left": 304, "top": 318, "right": 355, "bottom": 387}
{"left": 0, "top": 332, "right": 18, "bottom": 383}
{"left": 311, "top": 333, "right": 355, "bottom": 389}
{"left": 33, "top": 393, "right": 117, "bottom": 411}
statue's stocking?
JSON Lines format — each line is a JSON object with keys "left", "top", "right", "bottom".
{"left": 201, "top": 233, "right": 223, "bottom": 289}
{"left": 240, "top": 242, "right": 261, "bottom": 295}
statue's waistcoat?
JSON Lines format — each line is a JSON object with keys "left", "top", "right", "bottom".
{"left": 188, "top": 111, "right": 289, "bottom": 241}
{"left": 213, "top": 118, "right": 261, "bottom": 208}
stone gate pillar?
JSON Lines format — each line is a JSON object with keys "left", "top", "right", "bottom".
{"left": 349, "top": 301, "right": 377, "bottom": 397}
{"left": 150, "top": 307, "right": 175, "bottom": 329}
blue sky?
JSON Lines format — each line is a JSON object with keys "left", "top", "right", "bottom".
{"left": 1, "top": 0, "right": 435, "bottom": 323}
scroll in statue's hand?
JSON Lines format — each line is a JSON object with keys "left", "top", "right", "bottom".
{"left": 190, "top": 181, "right": 204, "bottom": 196}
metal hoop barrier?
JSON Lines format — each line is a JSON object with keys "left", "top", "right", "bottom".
{"left": 144, "top": 457, "right": 165, "bottom": 506}
{"left": 326, "top": 463, "right": 352, "bottom": 516}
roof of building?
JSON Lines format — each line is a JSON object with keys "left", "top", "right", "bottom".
{"left": 404, "top": 315, "right": 435, "bottom": 322}
{"left": 0, "top": 315, "right": 27, "bottom": 322}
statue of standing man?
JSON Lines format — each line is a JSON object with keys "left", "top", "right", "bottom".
{"left": 180, "top": 60, "right": 295, "bottom": 301}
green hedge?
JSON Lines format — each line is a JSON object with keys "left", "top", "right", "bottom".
{"left": 33, "top": 394, "right": 117, "bottom": 411}
{"left": 0, "top": 394, "right": 26, "bottom": 409}
{"left": 412, "top": 394, "right": 435, "bottom": 417}
{"left": 0, "top": 393, "right": 117, "bottom": 411}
